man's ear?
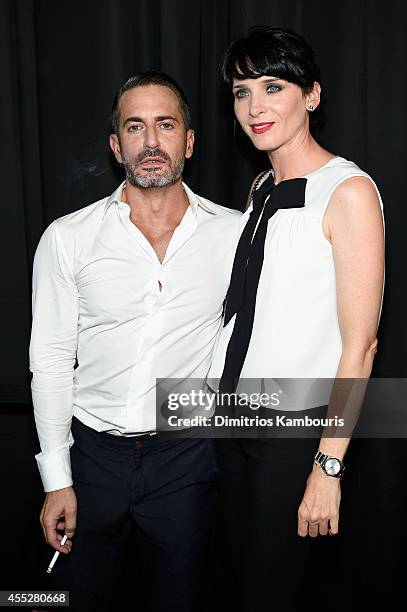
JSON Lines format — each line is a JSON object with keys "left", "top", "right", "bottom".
{"left": 109, "top": 133, "right": 123, "bottom": 164}
{"left": 185, "top": 129, "right": 195, "bottom": 159}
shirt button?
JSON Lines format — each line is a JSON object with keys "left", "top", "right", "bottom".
{"left": 134, "top": 440, "right": 143, "bottom": 448}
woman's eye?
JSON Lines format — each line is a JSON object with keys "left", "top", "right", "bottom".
{"left": 266, "top": 84, "right": 281, "bottom": 94}
{"left": 235, "top": 89, "right": 248, "bottom": 99}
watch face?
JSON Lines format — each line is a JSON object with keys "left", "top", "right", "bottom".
{"left": 325, "top": 458, "right": 341, "bottom": 475}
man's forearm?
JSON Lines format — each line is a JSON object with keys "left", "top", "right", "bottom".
{"left": 32, "top": 373, "right": 75, "bottom": 492}
{"left": 30, "top": 220, "right": 79, "bottom": 492}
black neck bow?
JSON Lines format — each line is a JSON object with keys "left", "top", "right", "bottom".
{"left": 219, "top": 171, "right": 307, "bottom": 393}
{"left": 223, "top": 171, "right": 307, "bottom": 326}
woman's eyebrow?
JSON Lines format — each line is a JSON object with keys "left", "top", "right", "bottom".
{"left": 232, "top": 77, "right": 280, "bottom": 89}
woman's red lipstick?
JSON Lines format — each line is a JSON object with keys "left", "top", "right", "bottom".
{"left": 251, "top": 122, "right": 275, "bottom": 134}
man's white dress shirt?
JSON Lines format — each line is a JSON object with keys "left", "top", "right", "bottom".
{"left": 30, "top": 181, "right": 241, "bottom": 492}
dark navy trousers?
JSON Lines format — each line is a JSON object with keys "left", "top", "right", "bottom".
{"left": 49, "top": 416, "right": 218, "bottom": 612}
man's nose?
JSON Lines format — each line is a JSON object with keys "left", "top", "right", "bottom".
{"left": 144, "top": 126, "right": 160, "bottom": 149}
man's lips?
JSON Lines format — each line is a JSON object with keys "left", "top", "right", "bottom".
{"left": 139, "top": 157, "right": 167, "bottom": 165}
{"left": 250, "top": 122, "right": 275, "bottom": 134}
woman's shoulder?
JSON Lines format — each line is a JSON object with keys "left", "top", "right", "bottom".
{"left": 306, "top": 155, "right": 383, "bottom": 214}
{"left": 317, "top": 157, "right": 384, "bottom": 234}
{"left": 315, "top": 155, "right": 376, "bottom": 184}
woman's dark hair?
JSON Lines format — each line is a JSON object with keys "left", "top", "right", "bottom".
{"left": 221, "top": 26, "right": 324, "bottom": 132}
{"left": 111, "top": 71, "right": 191, "bottom": 134}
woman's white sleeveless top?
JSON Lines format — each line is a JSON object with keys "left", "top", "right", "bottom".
{"left": 208, "top": 156, "right": 384, "bottom": 408}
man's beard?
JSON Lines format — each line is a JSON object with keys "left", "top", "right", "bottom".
{"left": 121, "top": 147, "right": 185, "bottom": 189}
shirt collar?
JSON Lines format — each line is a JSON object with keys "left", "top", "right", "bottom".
{"left": 102, "top": 180, "right": 217, "bottom": 219}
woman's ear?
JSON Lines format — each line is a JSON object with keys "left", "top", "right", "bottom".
{"left": 306, "top": 81, "right": 321, "bottom": 111}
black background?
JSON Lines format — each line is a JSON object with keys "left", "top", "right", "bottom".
{"left": 1, "top": 1, "right": 406, "bottom": 610}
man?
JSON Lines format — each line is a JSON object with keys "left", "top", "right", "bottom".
{"left": 30, "top": 71, "right": 241, "bottom": 612}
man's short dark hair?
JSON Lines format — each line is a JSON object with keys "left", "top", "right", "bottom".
{"left": 111, "top": 71, "right": 192, "bottom": 134}
{"left": 221, "top": 26, "right": 324, "bottom": 133}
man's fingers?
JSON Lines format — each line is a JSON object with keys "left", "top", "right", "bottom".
{"left": 47, "top": 528, "right": 73, "bottom": 553}
{"left": 40, "top": 488, "right": 78, "bottom": 547}
{"left": 308, "top": 523, "right": 319, "bottom": 538}
{"left": 45, "top": 525, "right": 71, "bottom": 553}
{"left": 64, "top": 510, "right": 77, "bottom": 538}
{"left": 39, "top": 518, "right": 47, "bottom": 542}
{"left": 56, "top": 533, "right": 73, "bottom": 552}
{"left": 39, "top": 508, "right": 47, "bottom": 541}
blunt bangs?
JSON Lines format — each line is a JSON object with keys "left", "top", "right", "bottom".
{"left": 221, "top": 27, "right": 319, "bottom": 92}
{"left": 227, "top": 50, "right": 304, "bottom": 87}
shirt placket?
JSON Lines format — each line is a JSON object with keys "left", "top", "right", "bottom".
{"left": 117, "top": 201, "right": 198, "bottom": 431}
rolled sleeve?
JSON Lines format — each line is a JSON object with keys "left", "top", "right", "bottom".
{"left": 29, "top": 221, "right": 78, "bottom": 492}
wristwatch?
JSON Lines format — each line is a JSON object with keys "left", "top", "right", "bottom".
{"left": 314, "top": 450, "right": 345, "bottom": 478}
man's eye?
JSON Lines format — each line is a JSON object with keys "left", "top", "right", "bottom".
{"left": 160, "top": 123, "right": 174, "bottom": 129}
{"left": 128, "top": 125, "right": 142, "bottom": 132}
{"left": 235, "top": 90, "right": 248, "bottom": 99}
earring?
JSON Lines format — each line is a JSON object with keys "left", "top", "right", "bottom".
{"left": 308, "top": 105, "right": 314, "bottom": 112}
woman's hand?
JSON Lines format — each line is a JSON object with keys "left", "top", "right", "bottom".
{"left": 297, "top": 463, "right": 341, "bottom": 537}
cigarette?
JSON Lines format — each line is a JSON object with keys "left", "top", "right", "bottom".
{"left": 46, "top": 534, "right": 68, "bottom": 574}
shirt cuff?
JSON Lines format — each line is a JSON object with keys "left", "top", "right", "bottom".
{"left": 35, "top": 448, "right": 73, "bottom": 492}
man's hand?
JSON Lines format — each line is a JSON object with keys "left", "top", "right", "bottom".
{"left": 297, "top": 464, "right": 341, "bottom": 537}
{"left": 40, "top": 486, "right": 77, "bottom": 553}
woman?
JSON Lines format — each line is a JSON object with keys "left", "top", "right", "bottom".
{"left": 209, "top": 27, "right": 384, "bottom": 611}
